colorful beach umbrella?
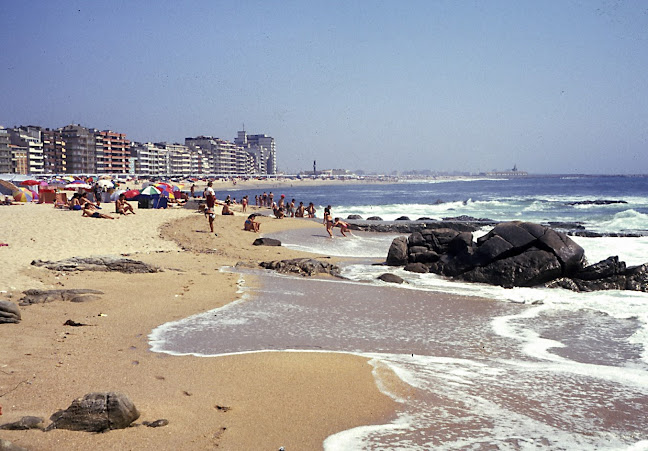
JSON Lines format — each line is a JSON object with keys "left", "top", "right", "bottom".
{"left": 20, "top": 179, "right": 40, "bottom": 186}
{"left": 12, "top": 188, "right": 38, "bottom": 202}
{"left": 124, "top": 189, "right": 140, "bottom": 200}
{"left": 140, "top": 186, "right": 161, "bottom": 196}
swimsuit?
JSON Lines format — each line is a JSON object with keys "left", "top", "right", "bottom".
{"left": 92, "top": 212, "right": 101, "bottom": 218}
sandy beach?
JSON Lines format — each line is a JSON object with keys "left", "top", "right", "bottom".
{"left": 0, "top": 201, "right": 400, "bottom": 450}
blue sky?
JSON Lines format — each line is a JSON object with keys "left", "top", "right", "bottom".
{"left": 2, "top": 0, "right": 647, "bottom": 174}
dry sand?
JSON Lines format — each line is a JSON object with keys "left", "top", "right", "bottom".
{"left": 0, "top": 201, "right": 401, "bottom": 450}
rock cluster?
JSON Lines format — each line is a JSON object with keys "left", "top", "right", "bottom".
{"left": 260, "top": 258, "right": 341, "bottom": 277}
{"left": 386, "top": 221, "right": 648, "bottom": 291}
{"left": 31, "top": 256, "right": 161, "bottom": 273}
{"left": 0, "top": 300, "right": 20, "bottom": 324}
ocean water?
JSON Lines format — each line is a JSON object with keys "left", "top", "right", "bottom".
{"left": 152, "top": 176, "right": 648, "bottom": 449}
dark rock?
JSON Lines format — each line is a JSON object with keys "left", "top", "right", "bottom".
{"left": 18, "top": 289, "right": 103, "bottom": 306}
{"left": 0, "top": 416, "right": 45, "bottom": 430}
{"left": 413, "top": 251, "right": 440, "bottom": 264}
{"left": 63, "top": 319, "right": 89, "bottom": 327}
{"left": 473, "top": 235, "right": 514, "bottom": 266}
{"left": 404, "top": 263, "right": 428, "bottom": 273}
{"left": 442, "top": 215, "right": 494, "bottom": 222}
{"left": 626, "top": 264, "right": 648, "bottom": 292}
{"left": 386, "top": 237, "right": 408, "bottom": 266}
{"left": 32, "top": 257, "right": 161, "bottom": 274}
{"left": 259, "top": 258, "right": 341, "bottom": 277}
{"left": 408, "top": 245, "right": 429, "bottom": 255}
{"left": 143, "top": 419, "right": 169, "bottom": 428}
{"left": 408, "top": 232, "right": 425, "bottom": 247}
{"left": 536, "top": 228, "right": 586, "bottom": 275}
{"left": 366, "top": 216, "right": 383, "bottom": 221}
{"left": 460, "top": 248, "right": 563, "bottom": 288}
{"left": 575, "top": 256, "right": 626, "bottom": 281}
{"left": 346, "top": 214, "right": 363, "bottom": 220}
{"left": 395, "top": 216, "right": 410, "bottom": 221}
{"left": 377, "top": 273, "right": 405, "bottom": 284}
{"left": 252, "top": 237, "right": 281, "bottom": 246}
{"left": 566, "top": 199, "right": 627, "bottom": 206}
{"left": 417, "top": 217, "right": 435, "bottom": 221}
{"left": 447, "top": 232, "right": 474, "bottom": 256}
{"left": 478, "top": 222, "right": 536, "bottom": 248}
{"left": 573, "top": 275, "right": 627, "bottom": 292}
{"left": 0, "top": 301, "right": 20, "bottom": 324}
{"left": 0, "top": 438, "right": 28, "bottom": 451}
{"left": 46, "top": 392, "right": 140, "bottom": 432}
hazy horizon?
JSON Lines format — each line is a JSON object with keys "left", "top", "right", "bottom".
{"left": 2, "top": 1, "right": 647, "bottom": 175}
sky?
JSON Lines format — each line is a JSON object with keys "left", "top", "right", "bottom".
{"left": 2, "top": 1, "right": 647, "bottom": 175}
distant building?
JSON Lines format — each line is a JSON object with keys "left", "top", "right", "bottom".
{"left": 60, "top": 124, "right": 96, "bottom": 174}
{"left": 96, "top": 130, "right": 130, "bottom": 174}
{"left": 235, "top": 131, "right": 276, "bottom": 175}
{"left": 8, "top": 126, "right": 44, "bottom": 174}
{"left": 185, "top": 136, "right": 252, "bottom": 176}
{"left": 0, "top": 128, "right": 12, "bottom": 173}
{"left": 41, "top": 128, "right": 67, "bottom": 173}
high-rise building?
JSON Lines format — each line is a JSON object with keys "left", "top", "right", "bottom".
{"left": 235, "top": 131, "right": 276, "bottom": 175}
{"left": 186, "top": 136, "right": 249, "bottom": 176}
{"left": 41, "top": 128, "right": 67, "bottom": 174}
{"left": 60, "top": 124, "right": 96, "bottom": 174}
{"left": 0, "top": 128, "right": 12, "bottom": 173}
{"left": 96, "top": 130, "right": 130, "bottom": 174}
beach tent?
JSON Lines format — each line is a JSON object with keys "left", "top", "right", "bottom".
{"left": 12, "top": 188, "right": 38, "bottom": 202}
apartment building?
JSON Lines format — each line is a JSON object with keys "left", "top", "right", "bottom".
{"left": 235, "top": 131, "right": 276, "bottom": 175}
{"left": 41, "top": 128, "right": 67, "bottom": 173}
{"left": 96, "top": 130, "right": 130, "bottom": 174}
{"left": 60, "top": 124, "right": 96, "bottom": 174}
{"left": 9, "top": 126, "right": 44, "bottom": 174}
{"left": 0, "top": 128, "right": 11, "bottom": 173}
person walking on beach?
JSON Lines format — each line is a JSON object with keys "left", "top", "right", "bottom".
{"left": 268, "top": 192, "right": 274, "bottom": 207}
{"left": 307, "top": 202, "right": 316, "bottom": 218}
{"left": 205, "top": 181, "right": 216, "bottom": 210}
{"left": 324, "top": 210, "right": 334, "bottom": 238}
{"left": 190, "top": 184, "right": 195, "bottom": 198}
{"left": 206, "top": 208, "right": 215, "bottom": 233}
{"left": 242, "top": 195, "right": 248, "bottom": 213}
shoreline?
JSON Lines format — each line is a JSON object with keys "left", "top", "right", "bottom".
{"left": 0, "top": 202, "right": 400, "bottom": 450}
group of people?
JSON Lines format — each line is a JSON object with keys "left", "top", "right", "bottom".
{"left": 60, "top": 191, "right": 136, "bottom": 219}
{"left": 322, "top": 205, "right": 350, "bottom": 238}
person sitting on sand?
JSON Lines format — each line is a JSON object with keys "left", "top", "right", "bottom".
{"left": 273, "top": 205, "right": 285, "bottom": 219}
{"left": 222, "top": 201, "right": 234, "bottom": 215}
{"left": 69, "top": 193, "right": 83, "bottom": 210}
{"left": 244, "top": 214, "right": 260, "bottom": 232}
{"left": 115, "top": 193, "right": 135, "bottom": 215}
{"left": 80, "top": 192, "right": 100, "bottom": 208}
{"left": 295, "top": 201, "right": 305, "bottom": 218}
{"left": 333, "top": 218, "right": 350, "bottom": 237}
{"left": 82, "top": 202, "right": 115, "bottom": 219}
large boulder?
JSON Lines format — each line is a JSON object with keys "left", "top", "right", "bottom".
{"left": 386, "top": 237, "right": 408, "bottom": 266}
{"left": 0, "top": 301, "right": 20, "bottom": 324}
{"left": 460, "top": 248, "right": 563, "bottom": 288}
{"left": 253, "top": 237, "right": 281, "bottom": 246}
{"left": 46, "top": 392, "right": 139, "bottom": 432}
{"left": 377, "top": 273, "right": 405, "bottom": 284}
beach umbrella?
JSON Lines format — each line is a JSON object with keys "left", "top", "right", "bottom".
{"left": 12, "top": 188, "right": 38, "bottom": 202}
{"left": 62, "top": 176, "right": 75, "bottom": 182}
{"left": 64, "top": 183, "right": 92, "bottom": 190}
{"left": 20, "top": 179, "right": 40, "bottom": 186}
{"left": 140, "top": 185, "right": 161, "bottom": 196}
{"left": 110, "top": 190, "right": 125, "bottom": 201}
{"left": 98, "top": 179, "right": 114, "bottom": 189}
{"left": 124, "top": 189, "right": 140, "bottom": 200}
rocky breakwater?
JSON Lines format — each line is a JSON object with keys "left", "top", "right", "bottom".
{"left": 386, "top": 221, "right": 648, "bottom": 291}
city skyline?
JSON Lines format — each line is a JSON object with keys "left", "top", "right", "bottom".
{"left": 2, "top": 1, "right": 647, "bottom": 175}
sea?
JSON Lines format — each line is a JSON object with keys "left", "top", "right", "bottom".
{"left": 150, "top": 175, "right": 648, "bottom": 450}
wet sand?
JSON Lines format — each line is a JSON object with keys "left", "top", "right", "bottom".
{"left": 0, "top": 204, "right": 398, "bottom": 450}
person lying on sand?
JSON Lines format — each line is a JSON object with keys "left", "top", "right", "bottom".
{"left": 244, "top": 214, "right": 260, "bottom": 232}
{"left": 115, "top": 194, "right": 135, "bottom": 214}
{"left": 82, "top": 202, "right": 115, "bottom": 219}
